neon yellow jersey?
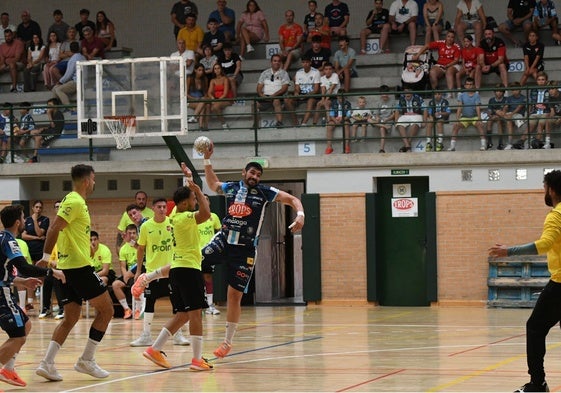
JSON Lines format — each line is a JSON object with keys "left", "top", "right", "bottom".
{"left": 137, "top": 217, "right": 174, "bottom": 272}
{"left": 119, "top": 242, "right": 137, "bottom": 270}
{"left": 90, "top": 243, "right": 112, "bottom": 272}
{"left": 57, "top": 191, "right": 91, "bottom": 269}
{"left": 170, "top": 211, "right": 201, "bottom": 269}
{"left": 198, "top": 212, "right": 221, "bottom": 249}
{"left": 16, "top": 239, "right": 31, "bottom": 264}
{"left": 117, "top": 207, "right": 154, "bottom": 231}
{"left": 536, "top": 202, "right": 561, "bottom": 283}
{"left": 49, "top": 244, "right": 58, "bottom": 268}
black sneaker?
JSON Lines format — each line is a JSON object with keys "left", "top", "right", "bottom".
{"left": 497, "top": 143, "right": 505, "bottom": 150}
{"left": 514, "top": 380, "right": 549, "bottom": 392}
{"left": 487, "top": 142, "right": 493, "bottom": 150}
{"left": 512, "top": 140, "right": 525, "bottom": 149}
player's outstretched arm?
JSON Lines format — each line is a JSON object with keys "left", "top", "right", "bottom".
{"left": 276, "top": 190, "right": 305, "bottom": 233}
{"left": 202, "top": 142, "right": 223, "bottom": 193}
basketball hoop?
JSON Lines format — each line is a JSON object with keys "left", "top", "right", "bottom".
{"left": 103, "top": 115, "right": 136, "bottom": 150}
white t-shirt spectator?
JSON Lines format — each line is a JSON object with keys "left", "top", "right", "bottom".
{"left": 320, "top": 73, "right": 340, "bottom": 95}
{"left": 389, "top": 0, "right": 419, "bottom": 24}
{"left": 171, "top": 49, "right": 195, "bottom": 75}
{"left": 294, "top": 67, "right": 321, "bottom": 95}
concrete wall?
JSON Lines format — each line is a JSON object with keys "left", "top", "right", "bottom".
{"left": 4, "top": 1, "right": 510, "bottom": 58}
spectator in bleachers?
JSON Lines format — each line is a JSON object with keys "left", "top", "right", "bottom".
{"left": 389, "top": 0, "right": 418, "bottom": 46}
{"left": 499, "top": 0, "right": 536, "bottom": 47}
{"left": 200, "top": 18, "right": 225, "bottom": 57}
{"left": 23, "top": 34, "right": 46, "bottom": 92}
{"left": 74, "top": 9, "right": 96, "bottom": 41}
{"left": 0, "top": 102, "right": 17, "bottom": 163}
{"left": 47, "top": 10, "right": 69, "bottom": 44}
{"left": 456, "top": 34, "right": 482, "bottom": 89}
{"left": 478, "top": 27, "right": 509, "bottom": 88}
{"left": 372, "top": 84, "right": 396, "bottom": 153}
{"left": 360, "top": 0, "right": 391, "bottom": 55}
{"left": 187, "top": 63, "right": 209, "bottom": 130}
{"left": 14, "top": 101, "right": 34, "bottom": 151}
{"left": 200, "top": 45, "right": 217, "bottom": 80}
{"left": 208, "top": 63, "right": 233, "bottom": 129}
{"left": 0, "top": 29, "right": 24, "bottom": 92}
{"left": 209, "top": 0, "right": 235, "bottom": 43}
{"left": 505, "top": 82, "right": 527, "bottom": 149}
{"left": 16, "top": 10, "right": 42, "bottom": 49}
{"left": 314, "top": 62, "right": 340, "bottom": 125}
{"left": 324, "top": 0, "right": 350, "bottom": 37}
{"left": 305, "top": 35, "right": 331, "bottom": 74}
{"left": 396, "top": 89, "right": 424, "bottom": 152}
{"left": 485, "top": 84, "right": 508, "bottom": 149}
{"left": 29, "top": 97, "right": 65, "bottom": 162}
{"left": 526, "top": 71, "right": 550, "bottom": 148}
{"left": 43, "top": 32, "right": 61, "bottom": 90}
{"left": 0, "top": 13, "right": 16, "bottom": 45}
{"left": 521, "top": 29, "right": 545, "bottom": 85}
{"left": 96, "top": 11, "right": 117, "bottom": 49}
{"left": 424, "top": 91, "right": 450, "bottom": 152}
{"left": 303, "top": 1, "right": 319, "bottom": 41}
{"left": 454, "top": 0, "right": 486, "bottom": 46}
{"left": 279, "top": 10, "right": 304, "bottom": 71}
{"left": 350, "top": 96, "right": 373, "bottom": 142}
{"left": 177, "top": 13, "right": 204, "bottom": 53}
{"left": 285, "top": 55, "right": 321, "bottom": 126}
{"left": 325, "top": 93, "right": 352, "bottom": 154}
{"left": 546, "top": 80, "right": 560, "bottom": 146}
{"left": 255, "top": 54, "right": 290, "bottom": 128}
{"left": 217, "top": 42, "right": 243, "bottom": 97}
{"left": 423, "top": 0, "right": 443, "bottom": 45}
{"left": 81, "top": 26, "right": 105, "bottom": 60}
{"left": 52, "top": 41, "right": 84, "bottom": 107}
{"left": 333, "top": 35, "right": 357, "bottom": 93}
{"left": 533, "top": 0, "right": 561, "bottom": 44}
{"left": 49, "top": 26, "right": 79, "bottom": 86}
{"left": 414, "top": 30, "right": 460, "bottom": 94}
{"left": 449, "top": 77, "right": 486, "bottom": 151}
{"left": 171, "top": 0, "right": 199, "bottom": 39}
{"left": 237, "top": 0, "right": 269, "bottom": 58}
{"left": 306, "top": 13, "right": 331, "bottom": 51}
{"left": 171, "top": 37, "right": 195, "bottom": 77}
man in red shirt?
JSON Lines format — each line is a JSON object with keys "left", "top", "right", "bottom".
{"left": 478, "top": 27, "right": 509, "bottom": 88}
{"left": 456, "top": 35, "right": 482, "bottom": 89}
{"left": 0, "top": 29, "right": 24, "bottom": 92}
{"left": 414, "top": 30, "right": 461, "bottom": 93}
{"left": 279, "top": 9, "right": 304, "bottom": 71}
{"left": 81, "top": 26, "right": 105, "bottom": 60}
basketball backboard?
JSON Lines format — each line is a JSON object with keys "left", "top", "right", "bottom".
{"left": 76, "top": 57, "right": 187, "bottom": 138}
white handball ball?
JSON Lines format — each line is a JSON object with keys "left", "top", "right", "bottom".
{"left": 193, "top": 136, "right": 212, "bottom": 154}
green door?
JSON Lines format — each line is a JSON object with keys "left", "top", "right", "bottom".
{"left": 376, "top": 177, "right": 430, "bottom": 306}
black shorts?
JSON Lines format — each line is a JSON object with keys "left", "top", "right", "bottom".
{"left": 257, "top": 97, "right": 284, "bottom": 111}
{"left": 59, "top": 265, "right": 107, "bottom": 305}
{"left": 169, "top": 267, "right": 208, "bottom": 313}
{"left": 0, "top": 287, "right": 28, "bottom": 338}
{"left": 484, "top": 64, "right": 509, "bottom": 75}
{"left": 144, "top": 277, "right": 170, "bottom": 301}
{"left": 202, "top": 232, "right": 256, "bottom": 292}
{"left": 367, "top": 24, "right": 385, "bottom": 34}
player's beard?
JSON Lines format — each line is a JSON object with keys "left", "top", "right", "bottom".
{"left": 545, "top": 193, "right": 553, "bottom": 207}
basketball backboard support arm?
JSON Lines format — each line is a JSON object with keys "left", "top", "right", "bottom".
{"left": 163, "top": 136, "right": 202, "bottom": 188}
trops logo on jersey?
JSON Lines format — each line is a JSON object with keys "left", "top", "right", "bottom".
{"left": 228, "top": 202, "right": 252, "bottom": 217}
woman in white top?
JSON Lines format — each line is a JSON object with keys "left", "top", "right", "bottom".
{"left": 455, "top": 0, "right": 487, "bottom": 45}
{"left": 424, "top": 0, "right": 444, "bottom": 44}
{"left": 43, "top": 31, "right": 61, "bottom": 90}
{"left": 23, "top": 34, "right": 46, "bottom": 92}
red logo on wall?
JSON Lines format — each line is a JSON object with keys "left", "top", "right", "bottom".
{"left": 228, "top": 203, "right": 252, "bottom": 217}
{"left": 393, "top": 199, "right": 415, "bottom": 210}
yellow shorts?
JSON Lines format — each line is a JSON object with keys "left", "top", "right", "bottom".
{"left": 459, "top": 117, "right": 479, "bottom": 128}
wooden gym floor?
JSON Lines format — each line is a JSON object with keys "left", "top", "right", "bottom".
{"left": 4, "top": 303, "right": 561, "bottom": 392}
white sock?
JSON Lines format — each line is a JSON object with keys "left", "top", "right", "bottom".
{"left": 152, "top": 327, "right": 172, "bottom": 351}
{"left": 225, "top": 322, "right": 238, "bottom": 345}
{"left": 480, "top": 138, "right": 486, "bottom": 146}
{"left": 43, "top": 341, "right": 61, "bottom": 364}
{"left": 18, "top": 290, "right": 25, "bottom": 306}
{"left": 450, "top": 140, "right": 456, "bottom": 148}
{"left": 207, "top": 293, "right": 213, "bottom": 306}
{"left": 119, "top": 298, "right": 129, "bottom": 310}
{"left": 27, "top": 297, "right": 33, "bottom": 304}
{"left": 546, "top": 136, "right": 551, "bottom": 144}
{"left": 4, "top": 354, "right": 16, "bottom": 370}
{"left": 437, "top": 135, "right": 443, "bottom": 143}
{"left": 191, "top": 335, "right": 203, "bottom": 360}
{"left": 426, "top": 137, "right": 431, "bottom": 143}
{"left": 143, "top": 312, "right": 154, "bottom": 334}
{"left": 81, "top": 338, "right": 99, "bottom": 361}
{"left": 145, "top": 268, "right": 163, "bottom": 282}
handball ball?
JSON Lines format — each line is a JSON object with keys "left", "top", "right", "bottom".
{"left": 194, "top": 136, "right": 212, "bottom": 154}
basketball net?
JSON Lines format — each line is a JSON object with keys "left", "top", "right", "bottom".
{"left": 103, "top": 115, "right": 136, "bottom": 150}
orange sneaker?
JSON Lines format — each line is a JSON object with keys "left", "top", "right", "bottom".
{"left": 143, "top": 347, "right": 171, "bottom": 369}
{"left": 0, "top": 368, "right": 27, "bottom": 387}
{"left": 190, "top": 357, "right": 213, "bottom": 371}
{"left": 131, "top": 273, "right": 147, "bottom": 299}
{"left": 213, "top": 341, "right": 232, "bottom": 358}
{"left": 123, "top": 308, "right": 132, "bottom": 319}
{"left": 134, "top": 309, "right": 141, "bottom": 320}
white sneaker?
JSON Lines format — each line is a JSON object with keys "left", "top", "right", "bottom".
{"left": 504, "top": 144, "right": 513, "bottom": 150}
{"left": 54, "top": 312, "right": 64, "bottom": 320}
{"left": 222, "top": 123, "right": 230, "bottom": 130}
{"left": 173, "top": 331, "right": 191, "bottom": 346}
{"left": 130, "top": 332, "right": 152, "bottom": 347}
{"left": 74, "top": 357, "right": 109, "bottom": 379}
{"left": 188, "top": 116, "right": 197, "bottom": 123}
{"left": 246, "top": 44, "right": 255, "bottom": 53}
{"left": 205, "top": 305, "right": 220, "bottom": 315}
{"left": 447, "top": 146, "right": 456, "bottom": 152}
{"left": 36, "top": 360, "right": 63, "bottom": 381}
{"left": 543, "top": 143, "right": 551, "bottom": 149}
